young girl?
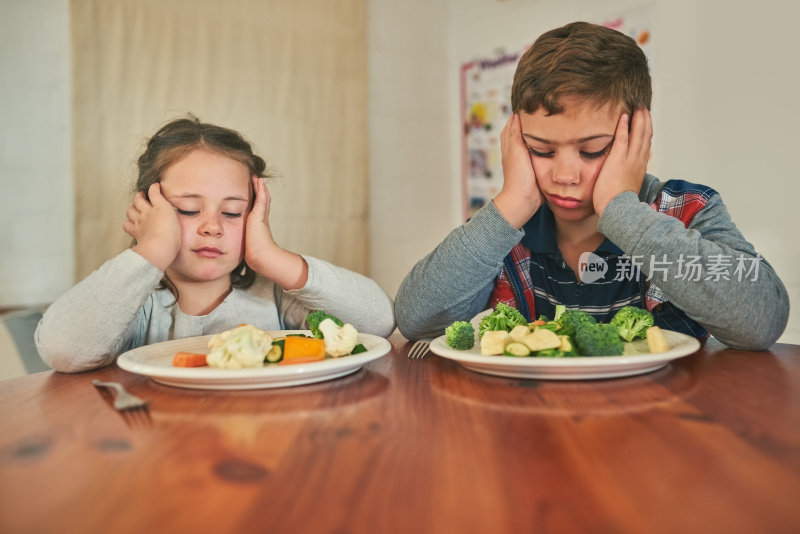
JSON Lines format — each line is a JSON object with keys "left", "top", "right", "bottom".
{"left": 36, "top": 116, "right": 395, "bottom": 372}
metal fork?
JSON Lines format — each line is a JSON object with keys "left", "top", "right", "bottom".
{"left": 93, "top": 380, "right": 151, "bottom": 427}
{"left": 407, "top": 339, "right": 432, "bottom": 359}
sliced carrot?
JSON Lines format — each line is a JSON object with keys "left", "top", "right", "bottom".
{"left": 282, "top": 336, "right": 326, "bottom": 361}
{"left": 532, "top": 320, "right": 547, "bottom": 326}
{"left": 277, "top": 354, "right": 325, "bottom": 365}
{"left": 173, "top": 352, "right": 208, "bottom": 367}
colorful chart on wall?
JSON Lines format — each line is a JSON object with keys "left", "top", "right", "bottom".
{"left": 460, "top": 52, "right": 518, "bottom": 220}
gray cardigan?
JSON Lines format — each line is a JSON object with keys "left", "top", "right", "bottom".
{"left": 36, "top": 249, "right": 396, "bottom": 372}
{"left": 395, "top": 174, "right": 789, "bottom": 350}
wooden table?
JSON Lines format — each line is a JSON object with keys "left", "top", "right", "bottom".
{"left": 1, "top": 334, "right": 799, "bottom": 534}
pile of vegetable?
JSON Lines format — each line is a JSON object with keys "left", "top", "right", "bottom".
{"left": 171, "top": 311, "right": 367, "bottom": 368}
{"left": 443, "top": 303, "right": 668, "bottom": 357}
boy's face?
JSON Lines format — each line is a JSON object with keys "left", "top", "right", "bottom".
{"left": 519, "top": 96, "right": 624, "bottom": 222}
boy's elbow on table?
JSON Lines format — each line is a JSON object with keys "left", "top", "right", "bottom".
{"left": 714, "top": 300, "right": 789, "bottom": 351}
{"left": 716, "top": 329, "right": 784, "bottom": 352}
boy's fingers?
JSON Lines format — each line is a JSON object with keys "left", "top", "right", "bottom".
{"left": 629, "top": 108, "right": 652, "bottom": 158}
{"left": 614, "top": 113, "right": 630, "bottom": 155}
{"left": 501, "top": 113, "right": 520, "bottom": 141}
{"left": 511, "top": 113, "right": 524, "bottom": 142}
{"left": 500, "top": 113, "right": 512, "bottom": 146}
{"left": 642, "top": 108, "right": 654, "bottom": 154}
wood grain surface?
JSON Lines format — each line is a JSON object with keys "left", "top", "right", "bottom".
{"left": 1, "top": 335, "right": 799, "bottom": 534}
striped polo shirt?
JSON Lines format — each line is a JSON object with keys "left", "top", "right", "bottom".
{"left": 490, "top": 200, "right": 709, "bottom": 338}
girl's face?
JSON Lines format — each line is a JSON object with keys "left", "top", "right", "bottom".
{"left": 519, "top": 96, "right": 623, "bottom": 222}
{"left": 159, "top": 149, "right": 252, "bottom": 287}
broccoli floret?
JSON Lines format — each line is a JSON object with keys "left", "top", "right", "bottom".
{"left": 555, "top": 309, "right": 597, "bottom": 338}
{"left": 610, "top": 306, "right": 655, "bottom": 342}
{"left": 574, "top": 323, "right": 625, "bottom": 356}
{"left": 445, "top": 321, "right": 476, "bottom": 350}
{"left": 305, "top": 310, "right": 343, "bottom": 339}
{"left": 478, "top": 302, "right": 528, "bottom": 338}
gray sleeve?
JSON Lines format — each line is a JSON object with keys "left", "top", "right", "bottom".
{"left": 34, "top": 249, "right": 163, "bottom": 372}
{"left": 275, "top": 255, "right": 396, "bottom": 338}
{"left": 394, "top": 201, "right": 525, "bottom": 340}
{"left": 598, "top": 191, "right": 789, "bottom": 350}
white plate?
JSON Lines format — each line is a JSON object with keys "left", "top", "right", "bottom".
{"left": 117, "top": 330, "right": 391, "bottom": 390}
{"left": 429, "top": 329, "right": 701, "bottom": 380}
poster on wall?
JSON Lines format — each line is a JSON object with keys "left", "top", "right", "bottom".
{"left": 460, "top": 51, "right": 519, "bottom": 220}
{"left": 460, "top": 5, "right": 654, "bottom": 221}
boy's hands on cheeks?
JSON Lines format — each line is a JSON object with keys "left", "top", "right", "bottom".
{"left": 494, "top": 113, "right": 543, "bottom": 229}
{"left": 124, "top": 183, "right": 182, "bottom": 271}
{"left": 245, "top": 176, "right": 309, "bottom": 290}
{"left": 592, "top": 107, "right": 653, "bottom": 216}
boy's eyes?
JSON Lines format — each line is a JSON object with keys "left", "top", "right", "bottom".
{"left": 580, "top": 148, "right": 608, "bottom": 159}
{"left": 528, "top": 147, "right": 553, "bottom": 158}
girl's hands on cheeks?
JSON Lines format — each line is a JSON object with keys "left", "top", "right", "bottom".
{"left": 494, "top": 113, "right": 543, "bottom": 229}
{"left": 124, "top": 183, "right": 182, "bottom": 271}
{"left": 245, "top": 176, "right": 309, "bottom": 290}
{"left": 244, "top": 176, "right": 278, "bottom": 269}
{"left": 592, "top": 107, "right": 653, "bottom": 216}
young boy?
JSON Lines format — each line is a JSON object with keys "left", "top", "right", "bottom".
{"left": 394, "top": 21, "right": 788, "bottom": 350}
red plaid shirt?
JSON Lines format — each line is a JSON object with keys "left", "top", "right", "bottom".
{"left": 489, "top": 179, "right": 715, "bottom": 321}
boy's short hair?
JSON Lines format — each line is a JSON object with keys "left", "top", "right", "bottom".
{"left": 511, "top": 21, "right": 651, "bottom": 115}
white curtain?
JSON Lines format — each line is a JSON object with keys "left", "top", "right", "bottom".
{"left": 71, "top": 0, "right": 368, "bottom": 280}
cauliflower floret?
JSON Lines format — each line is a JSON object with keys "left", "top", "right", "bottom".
{"left": 206, "top": 325, "right": 273, "bottom": 369}
{"left": 521, "top": 329, "right": 562, "bottom": 352}
{"left": 480, "top": 330, "right": 511, "bottom": 355}
{"left": 318, "top": 318, "right": 358, "bottom": 357}
{"left": 509, "top": 324, "right": 531, "bottom": 342}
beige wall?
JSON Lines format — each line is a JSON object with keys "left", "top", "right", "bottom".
{"left": 71, "top": 0, "right": 368, "bottom": 280}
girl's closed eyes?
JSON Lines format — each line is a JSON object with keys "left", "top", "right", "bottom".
{"left": 175, "top": 208, "right": 244, "bottom": 218}
{"left": 169, "top": 191, "right": 250, "bottom": 220}
{"left": 527, "top": 143, "right": 611, "bottom": 160}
